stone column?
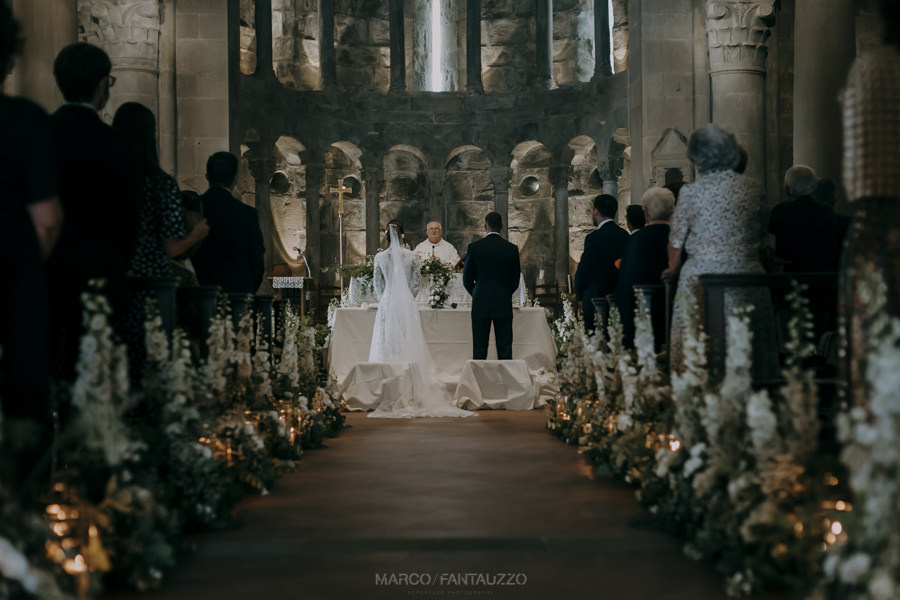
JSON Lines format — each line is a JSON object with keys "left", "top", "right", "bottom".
{"left": 465, "top": 0, "right": 484, "bottom": 93}
{"left": 248, "top": 145, "right": 278, "bottom": 280}
{"left": 536, "top": 0, "right": 554, "bottom": 89}
{"left": 254, "top": 0, "right": 274, "bottom": 78}
{"left": 389, "top": 0, "right": 407, "bottom": 93}
{"left": 77, "top": 0, "right": 161, "bottom": 122}
{"left": 319, "top": 0, "right": 337, "bottom": 88}
{"left": 794, "top": 0, "right": 856, "bottom": 188}
{"left": 593, "top": 0, "right": 612, "bottom": 79}
{"left": 365, "top": 166, "right": 382, "bottom": 255}
{"left": 305, "top": 163, "right": 326, "bottom": 281}
{"left": 706, "top": 0, "right": 776, "bottom": 192}
{"left": 603, "top": 179, "right": 618, "bottom": 198}
{"left": 490, "top": 167, "right": 510, "bottom": 239}
{"left": 8, "top": 0, "right": 77, "bottom": 111}
{"left": 551, "top": 165, "right": 570, "bottom": 288}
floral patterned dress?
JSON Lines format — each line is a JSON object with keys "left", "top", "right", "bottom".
{"left": 130, "top": 172, "right": 186, "bottom": 277}
{"left": 668, "top": 169, "right": 779, "bottom": 381}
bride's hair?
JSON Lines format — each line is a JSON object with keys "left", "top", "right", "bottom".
{"left": 386, "top": 219, "right": 404, "bottom": 236}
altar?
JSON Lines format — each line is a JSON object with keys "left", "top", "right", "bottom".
{"left": 328, "top": 307, "right": 558, "bottom": 410}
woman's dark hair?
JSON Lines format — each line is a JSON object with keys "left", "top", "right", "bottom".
{"left": 0, "top": 0, "right": 22, "bottom": 80}
{"left": 112, "top": 102, "right": 161, "bottom": 180}
{"left": 386, "top": 218, "right": 404, "bottom": 236}
{"left": 53, "top": 42, "right": 111, "bottom": 102}
{"left": 626, "top": 205, "right": 646, "bottom": 230}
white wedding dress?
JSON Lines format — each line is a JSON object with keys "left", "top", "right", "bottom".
{"left": 367, "top": 226, "right": 476, "bottom": 418}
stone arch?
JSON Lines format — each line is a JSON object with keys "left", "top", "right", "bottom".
{"left": 381, "top": 145, "right": 430, "bottom": 248}
{"left": 321, "top": 141, "right": 366, "bottom": 272}
{"left": 272, "top": 136, "right": 308, "bottom": 273}
{"left": 240, "top": 0, "right": 256, "bottom": 76}
{"left": 567, "top": 135, "right": 602, "bottom": 264}
{"left": 444, "top": 145, "right": 493, "bottom": 254}
{"left": 509, "top": 141, "right": 554, "bottom": 288}
{"left": 272, "top": 0, "right": 321, "bottom": 90}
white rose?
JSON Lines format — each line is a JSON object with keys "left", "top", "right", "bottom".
{"left": 838, "top": 553, "right": 872, "bottom": 584}
{"left": 868, "top": 571, "right": 896, "bottom": 600}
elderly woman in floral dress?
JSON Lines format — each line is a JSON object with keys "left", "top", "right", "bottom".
{"left": 663, "top": 124, "right": 779, "bottom": 381}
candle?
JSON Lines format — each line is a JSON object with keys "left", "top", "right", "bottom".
{"left": 567, "top": 274, "right": 572, "bottom": 294}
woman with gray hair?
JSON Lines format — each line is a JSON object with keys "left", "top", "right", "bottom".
{"left": 663, "top": 124, "right": 779, "bottom": 379}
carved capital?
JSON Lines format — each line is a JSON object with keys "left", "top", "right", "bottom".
{"left": 78, "top": 1, "right": 161, "bottom": 73}
{"left": 706, "top": 0, "right": 775, "bottom": 75}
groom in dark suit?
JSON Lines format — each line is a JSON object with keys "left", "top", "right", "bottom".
{"left": 574, "top": 194, "right": 629, "bottom": 332}
{"left": 462, "top": 212, "right": 522, "bottom": 360}
{"left": 192, "top": 152, "right": 265, "bottom": 293}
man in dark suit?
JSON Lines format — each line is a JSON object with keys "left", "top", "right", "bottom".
{"left": 574, "top": 194, "right": 629, "bottom": 332}
{"left": 192, "top": 152, "right": 265, "bottom": 293}
{"left": 462, "top": 212, "right": 521, "bottom": 360}
{"left": 769, "top": 165, "right": 842, "bottom": 273}
{"left": 48, "top": 42, "right": 141, "bottom": 379}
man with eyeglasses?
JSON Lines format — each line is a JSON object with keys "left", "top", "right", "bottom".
{"left": 414, "top": 221, "right": 460, "bottom": 267}
{"left": 47, "top": 42, "right": 141, "bottom": 383}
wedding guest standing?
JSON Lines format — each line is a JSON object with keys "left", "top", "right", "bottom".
{"left": 663, "top": 124, "right": 778, "bottom": 381}
{"left": 574, "top": 194, "right": 629, "bottom": 332}
{"left": 48, "top": 42, "right": 141, "bottom": 379}
{"left": 192, "top": 152, "right": 265, "bottom": 294}
{"left": 0, "top": 0, "right": 63, "bottom": 489}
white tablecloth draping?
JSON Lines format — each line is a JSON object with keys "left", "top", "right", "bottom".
{"left": 328, "top": 307, "right": 558, "bottom": 410}
{"left": 338, "top": 362, "right": 413, "bottom": 411}
{"left": 454, "top": 360, "right": 536, "bottom": 410}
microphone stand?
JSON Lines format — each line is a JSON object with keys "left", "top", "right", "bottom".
{"left": 293, "top": 247, "right": 312, "bottom": 278}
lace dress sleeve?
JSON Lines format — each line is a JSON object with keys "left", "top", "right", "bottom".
{"left": 408, "top": 252, "right": 421, "bottom": 296}
{"left": 373, "top": 253, "right": 386, "bottom": 300}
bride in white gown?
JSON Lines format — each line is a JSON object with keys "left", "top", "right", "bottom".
{"left": 368, "top": 223, "right": 475, "bottom": 418}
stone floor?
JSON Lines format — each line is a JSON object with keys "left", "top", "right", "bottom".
{"left": 123, "top": 411, "right": 758, "bottom": 600}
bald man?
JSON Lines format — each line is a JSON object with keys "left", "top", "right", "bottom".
{"left": 414, "top": 221, "right": 460, "bottom": 266}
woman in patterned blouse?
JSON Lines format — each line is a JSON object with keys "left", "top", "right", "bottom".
{"left": 663, "top": 124, "right": 779, "bottom": 381}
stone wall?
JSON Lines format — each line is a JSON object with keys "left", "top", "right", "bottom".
{"left": 509, "top": 142, "right": 554, "bottom": 286}
{"left": 334, "top": 0, "right": 390, "bottom": 92}
{"left": 552, "top": 0, "right": 594, "bottom": 85}
{"left": 481, "top": 0, "right": 536, "bottom": 92}
{"left": 273, "top": 0, "right": 320, "bottom": 90}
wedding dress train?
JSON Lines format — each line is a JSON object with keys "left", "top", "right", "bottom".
{"left": 367, "top": 226, "right": 475, "bottom": 419}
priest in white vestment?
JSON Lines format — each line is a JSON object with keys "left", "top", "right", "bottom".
{"left": 414, "top": 221, "right": 461, "bottom": 266}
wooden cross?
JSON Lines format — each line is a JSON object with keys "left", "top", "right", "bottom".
{"left": 330, "top": 178, "right": 351, "bottom": 216}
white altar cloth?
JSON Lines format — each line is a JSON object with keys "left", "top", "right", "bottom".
{"left": 329, "top": 307, "right": 557, "bottom": 410}
{"left": 454, "top": 360, "right": 537, "bottom": 410}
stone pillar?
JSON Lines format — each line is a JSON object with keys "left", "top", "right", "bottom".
{"left": 706, "top": 0, "right": 776, "bottom": 193}
{"left": 794, "top": 0, "right": 856, "bottom": 188}
{"left": 551, "top": 165, "right": 570, "bottom": 289}
{"left": 365, "top": 166, "right": 382, "bottom": 255}
{"left": 254, "top": 0, "right": 274, "bottom": 78}
{"left": 305, "top": 162, "right": 325, "bottom": 280}
{"left": 536, "top": 0, "right": 554, "bottom": 89}
{"left": 389, "top": 0, "right": 407, "bottom": 93}
{"left": 320, "top": 0, "right": 337, "bottom": 87}
{"left": 593, "top": 0, "right": 612, "bottom": 79}
{"left": 248, "top": 145, "right": 278, "bottom": 281}
{"left": 159, "top": 0, "right": 177, "bottom": 173}
{"left": 8, "top": 0, "right": 77, "bottom": 111}
{"left": 465, "top": 0, "right": 483, "bottom": 93}
{"left": 603, "top": 179, "right": 618, "bottom": 198}
{"left": 490, "top": 167, "right": 510, "bottom": 239}
{"left": 77, "top": 0, "right": 161, "bottom": 122}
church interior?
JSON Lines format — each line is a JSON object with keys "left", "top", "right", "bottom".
{"left": 1, "top": 0, "right": 899, "bottom": 599}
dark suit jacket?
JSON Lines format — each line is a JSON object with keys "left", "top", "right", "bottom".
{"left": 574, "top": 221, "right": 629, "bottom": 305}
{"left": 611, "top": 223, "right": 670, "bottom": 346}
{"left": 769, "top": 196, "right": 842, "bottom": 272}
{"left": 49, "top": 104, "right": 141, "bottom": 280}
{"left": 462, "top": 233, "right": 521, "bottom": 319}
{"left": 192, "top": 186, "right": 265, "bottom": 293}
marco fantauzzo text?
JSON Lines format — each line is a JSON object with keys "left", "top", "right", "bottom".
{"left": 375, "top": 573, "right": 527, "bottom": 587}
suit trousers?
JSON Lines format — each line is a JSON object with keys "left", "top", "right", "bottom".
{"left": 472, "top": 316, "right": 513, "bottom": 360}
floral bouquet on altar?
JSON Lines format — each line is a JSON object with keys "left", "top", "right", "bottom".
{"left": 420, "top": 256, "right": 455, "bottom": 309}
